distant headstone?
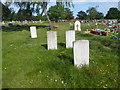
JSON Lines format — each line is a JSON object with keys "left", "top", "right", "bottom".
{"left": 73, "top": 40, "right": 89, "bottom": 68}
{"left": 12, "top": 21, "right": 15, "bottom": 23}
{"left": 18, "top": 21, "right": 21, "bottom": 23}
{"left": 39, "top": 20, "right": 41, "bottom": 23}
{"left": 33, "top": 21, "right": 35, "bottom": 23}
{"left": 74, "top": 20, "right": 81, "bottom": 31}
{"left": 30, "top": 26, "right": 37, "bottom": 38}
{"left": 2, "top": 21, "right": 5, "bottom": 25}
{"left": 66, "top": 30, "right": 75, "bottom": 48}
{"left": 47, "top": 31, "right": 57, "bottom": 50}
{"left": 109, "top": 20, "right": 112, "bottom": 23}
{"left": 24, "top": 20, "right": 28, "bottom": 24}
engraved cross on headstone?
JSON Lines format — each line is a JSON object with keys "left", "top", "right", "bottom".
{"left": 76, "top": 24, "right": 79, "bottom": 30}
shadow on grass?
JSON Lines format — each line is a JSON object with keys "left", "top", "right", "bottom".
{"left": 41, "top": 44, "right": 47, "bottom": 50}
{"left": 41, "top": 43, "right": 66, "bottom": 50}
{"left": 2, "top": 24, "right": 49, "bottom": 32}
{"left": 58, "top": 43, "right": 66, "bottom": 48}
{"left": 57, "top": 52, "right": 74, "bottom": 65}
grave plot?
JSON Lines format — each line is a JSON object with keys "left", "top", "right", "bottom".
{"left": 2, "top": 22, "right": 119, "bottom": 88}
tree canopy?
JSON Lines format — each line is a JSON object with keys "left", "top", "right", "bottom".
{"left": 47, "top": 6, "right": 74, "bottom": 22}
{"left": 105, "top": 8, "right": 120, "bottom": 19}
{"left": 77, "top": 6, "right": 104, "bottom": 20}
{"left": 77, "top": 11, "right": 87, "bottom": 20}
{"left": 47, "top": 5, "right": 66, "bottom": 22}
{"left": 1, "top": 2, "right": 12, "bottom": 21}
{"left": 86, "top": 6, "right": 98, "bottom": 20}
{"left": 64, "top": 8, "right": 74, "bottom": 20}
{"left": 1, "top": 1, "right": 119, "bottom": 22}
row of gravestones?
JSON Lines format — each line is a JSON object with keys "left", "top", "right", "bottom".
{"left": 1, "top": 20, "right": 43, "bottom": 25}
{"left": 30, "top": 20, "right": 81, "bottom": 38}
{"left": 30, "top": 21, "right": 89, "bottom": 68}
{"left": 47, "top": 31, "right": 89, "bottom": 68}
{"left": 1, "top": 19, "right": 117, "bottom": 25}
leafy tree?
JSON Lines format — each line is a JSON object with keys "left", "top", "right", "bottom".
{"left": 16, "top": 9, "right": 33, "bottom": 21}
{"left": 47, "top": 5, "right": 66, "bottom": 22}
{"left": 95, "top": 12, "right": 104, "bottom": 19}
{"left": 86, "top": 6, "right": 98, "bottom": 20}
{"left": 64, "top": 8, "right": 74, "bottom": 20}
{"left": 37, "top": 14, "right": 47, "bottom": 21}
{"left": 14, "top": 2, "right": 34, "bottom": 21}
{"left": 9, "top": 1, "right": 73, "bottom": 30}
{"left": 31, "top": 16, "right": 39, "bottom": 21}
{"left": 11, "top": 13, "right": 17, "bottom": 21}
{"left": 1, "top": 2, "right": 11, "bottom": 21}
{"left": 77, "top": 11, "right": 87, "bottom": 20}
{"left": 35, "top": 2, "right": 73, "bottom": 29}
{"left": 105, "top": 8, "right": 120, "bottom": 19}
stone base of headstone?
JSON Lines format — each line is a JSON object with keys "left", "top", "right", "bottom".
{"left": 73, "top": 40, "right": 89, "bottom": 68}
{"left": 47, "top": 31, "right": 57, "bottom": 50}
{"left": 66, "top": 30, "right": 75, "bottom": 48}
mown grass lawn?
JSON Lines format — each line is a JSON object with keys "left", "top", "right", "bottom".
{"left": 2, "top": 22, "right": 119, "bottom": 88}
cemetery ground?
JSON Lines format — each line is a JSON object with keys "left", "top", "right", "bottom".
{"left": 2, "top": 22, "right": 119, "bottom": 88}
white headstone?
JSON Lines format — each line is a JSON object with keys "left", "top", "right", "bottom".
{"left": 39, "top": 20, "right": 41, "bottom": 22}
{"left": 39, "top": 20, "right": 42, "bottom": 23}
{"left": 66, "top": 30, "right": 75, "bottom": 48}
{"left": 24, "top": 20, "right": 28, "bottom": 24}
{"left": 73, "top": 40, "right": 89, "bottom": 68}
{"left": 47, "top": 31, "right": 57, "bottom": 50}
{"left": 30, "top": 26, "right": 37, "bottom": 38}
{"left": 2, "top": 21, "right": 5, "bottom": 25}
{"left": 12, "top": 21, "right": 15, "bottom": 23}
{"left": 74, "top": 20, "right": 81, "bottom": 31}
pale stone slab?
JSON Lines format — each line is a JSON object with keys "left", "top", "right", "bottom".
{"left": 47, "top": 31, "right": 57, "bottom": 50}
{"left": 66, "top": 30, "right": 75, "bottom": 48}
{"left": 73, "top": 40, "right": 89, "bottom": 68}
{"left": 74, "top": 20, "right": 81, "bottom": 31}
{"left": 30, "top": 26, "right": 37, "bottom": 38}
{"left": 2, "top": 21, "right": 5, "bottom": 25}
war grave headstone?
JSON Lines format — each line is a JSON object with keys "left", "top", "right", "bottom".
{"left": 24, "top": 20, "right": 28, "bottom": 24}
{"left": 47, "top": 31, "right": 57, "bottom": 50}
{"left": 30, "top": 26, "right": 37, "bottom": 38}
{"left": 2, "top": 21, "right": 5, "bottom": 25}
{"left": 73, "top": 40, "right": 89, "bottom": 68}
{"left": 66, "top": 30, "right": 75, "bottom": 48}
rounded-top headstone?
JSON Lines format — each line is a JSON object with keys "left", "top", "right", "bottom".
{"left": 74, "top": 20, "right": 81, "bottom": 31}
